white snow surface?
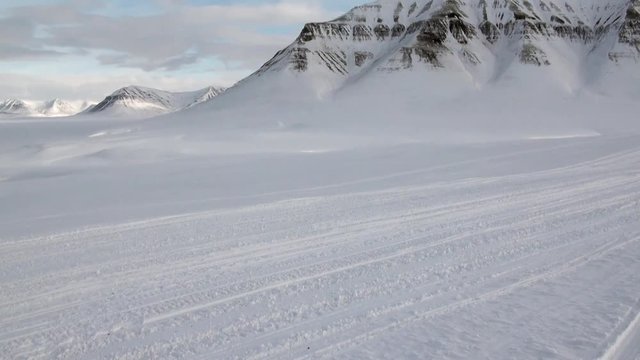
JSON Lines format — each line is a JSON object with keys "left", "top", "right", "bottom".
{"left": 1, "top": 112, "right": 640, "bottom": 359}
{"left": 2, "top": 0, "right": 640, "bottom": 358}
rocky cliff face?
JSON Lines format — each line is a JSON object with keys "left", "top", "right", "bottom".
{"left": 613, "top": 0, "right": 640, "bottom": 59}
{"left": 250, "top": 0, "right": 639, "bottom": 89}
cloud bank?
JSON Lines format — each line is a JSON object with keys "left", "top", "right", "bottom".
{"left": 0, "top": 0, "right": 360, "bottom": 100}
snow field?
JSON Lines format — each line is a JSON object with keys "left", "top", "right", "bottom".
{"left": 1, "top": 135, "right": 640, "bottom": 359}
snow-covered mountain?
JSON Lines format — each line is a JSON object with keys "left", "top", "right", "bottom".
{"left": 88, "top": 85, "right": 226, "bottom": 117}
{"left": 40, "top": 99, "right": 95, "bottom": 117}
{"left": 245, "top": 0, "right": 639, "bottom": 95}
{"left": 0, "top": 85, "right": 226, "bottom": 119}
{"left": 195, "top": 0, "right": 639, "bottom": 138}
{"left": 0, "top": 99, "right": 93, "bottom": 118}
{"left": 4, "top": 2, "right": 640, "bottom": 358}
{"left": 0, "top": 99, "right": 31, "bottom": 116}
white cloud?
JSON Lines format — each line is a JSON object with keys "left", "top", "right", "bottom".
{"left": 0, "top": 0, "right": 355, "bottom": 100}
{"left": 0, "top": 69, "right": 248, "bottom": 101}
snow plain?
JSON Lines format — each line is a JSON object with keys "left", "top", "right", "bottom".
{"left": 3, "top": 0, "right": 640, "bottom": 357}
{"left": 1, "top": 110, "right": 640, "bottom": 359}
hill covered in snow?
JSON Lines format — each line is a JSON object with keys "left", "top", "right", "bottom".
{"left": 87, "top": 85, "right": 226, "bottom": 117}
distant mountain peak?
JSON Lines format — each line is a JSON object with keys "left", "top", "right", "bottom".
{"left": 186, "top": 86, "right": 227, "bottom": 109}
{"left": 0, "top": 98, "right": 92, "bottom": 118}
{"left": 88, "top": 85, "right": 226, "bottom": 117}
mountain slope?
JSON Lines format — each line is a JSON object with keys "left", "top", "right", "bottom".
{"left": 0, "top": 99, "right": 32, "bottom": 116}
{"left": 88, "top": 85, "right": 226, "bottom": 117}
{"left": 192, "top": 0, "right": 639, "bottom": 139}
{"left": 246, "top": 0, "right": 638, "bottom": 94}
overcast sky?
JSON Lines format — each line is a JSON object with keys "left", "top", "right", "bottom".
{"left": 0, "top": 0, "right": 363, "bottom": 100}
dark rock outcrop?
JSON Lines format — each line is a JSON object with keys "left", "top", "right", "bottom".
{"left": 251, "top": 0, "right": 639, "bottom": 78}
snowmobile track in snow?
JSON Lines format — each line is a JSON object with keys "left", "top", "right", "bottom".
{"left": 2, "top": 141, "right": 640, "bottom": 359}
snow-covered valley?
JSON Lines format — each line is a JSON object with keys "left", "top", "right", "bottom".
{"left": 1, "top": 114, "right": 640, "bottom": 359}
{"left": 2, "top": 0, "right": 640, "bottom": 358}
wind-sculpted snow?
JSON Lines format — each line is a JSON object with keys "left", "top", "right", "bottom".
{"left": 1, "top": 128, "right": 640, "bottom": 359}
{"left": 1, "top": 2, "right": 640, "bottom": 358}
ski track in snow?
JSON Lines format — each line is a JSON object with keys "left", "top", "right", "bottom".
{"left": 599, "top": 299, "right": 640, "bottom": 360}
{"left": 2, "top": 143, "right": 640, "bottom": 359}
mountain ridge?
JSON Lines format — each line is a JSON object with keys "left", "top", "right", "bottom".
{"left": 240, "top": 0, "right": 640, "bottom": 97}
{"left": 180, "top": 0, "right": 638, "bottom": 140}
{"left": 0, "top": 98, "right": 94, "bottom": 118}
{"left": 88, "top": 85, "right": 226, "bottom": 117}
